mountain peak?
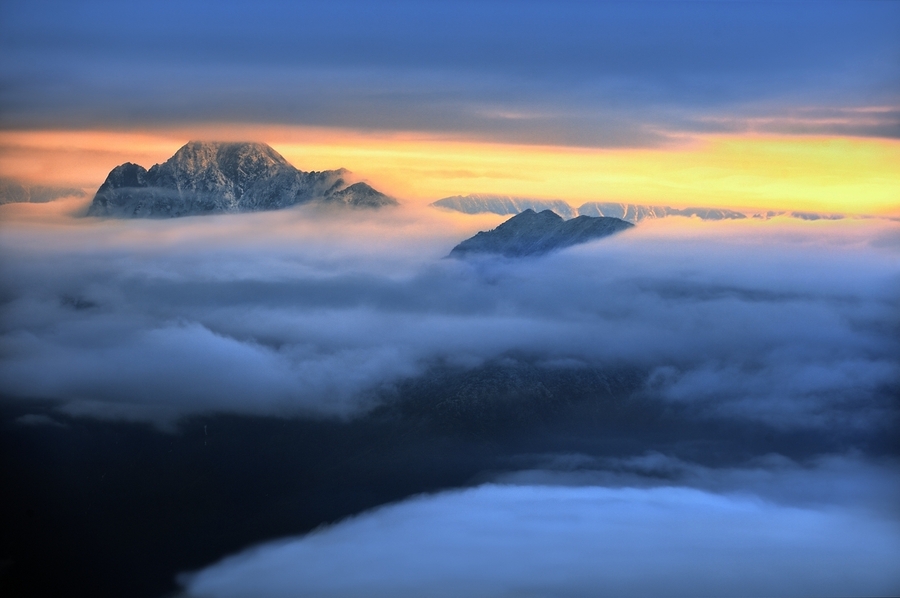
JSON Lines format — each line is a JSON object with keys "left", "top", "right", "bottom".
{"left": 513, "top": 208, "right": 564, "bottom": 223}
{"left": 169, "top": 141, "right": 290, "bottom": 169}
{"left": 449, "top": 209, "right": 633, "bottom": 258}
{"left": 87, "top": 142, "right": 397, "bottom": 217}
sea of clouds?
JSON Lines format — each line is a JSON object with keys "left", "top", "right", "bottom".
{"left": 1, "top": 198, "right": 898, "bottom": 596}
{"left": 1, "top": 198, "right": 897, "bottom": 430}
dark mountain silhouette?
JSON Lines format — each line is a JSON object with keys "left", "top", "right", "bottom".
{"left": 449, "top": 209, "right": 633, "bottom": 258}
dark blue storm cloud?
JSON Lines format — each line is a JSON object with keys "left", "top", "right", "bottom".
{"left": 1, "top": 0, "right": 897, "bottom": 144}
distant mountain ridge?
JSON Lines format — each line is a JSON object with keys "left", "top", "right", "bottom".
{"left": 435, "top": 194, "right": 577, "bottom": 219}
{"left": 0, "top": 178, "right": 86, "bottom": 205}
{"left": 578, "top": 202, "right": 747, "bottom": 221}
{"left": 432, "top": 194, "right": 845, "bottom": 222}
{"left": 450, "top": 209, "right": 633, "bottom": 258}
{"left": 87, "top": 141, "right": 396, "bottom": 217}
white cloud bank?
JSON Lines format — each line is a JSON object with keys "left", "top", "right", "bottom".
{"left": 181, "top": 480, "right": 900, "bottom": 598}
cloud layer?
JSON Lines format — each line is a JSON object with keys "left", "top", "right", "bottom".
{"left": 182, "top": 463, "right": 900, "bottom": 598}
{"left": 1, "top": 202, "right": 897, "bottom": 433}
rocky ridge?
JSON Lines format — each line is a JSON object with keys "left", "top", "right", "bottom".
{"left": 87, "top": 141, "right": 397, "bottom": 217}
{"left": 434, "top": 194, "right": 577, "bottom": 219}
{"left": 433, "top": 194, "right": 845, "bottom": 222}
{"left": 450, "top": 209, "right": 633, "bottom": 258}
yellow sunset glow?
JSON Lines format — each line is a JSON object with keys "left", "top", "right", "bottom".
{"left": 1, "top": 127, "right": 897, "bottom": 216}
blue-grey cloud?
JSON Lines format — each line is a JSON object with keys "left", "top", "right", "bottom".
{"left": 497, "top": 452, "right": 900, "bottom": 515}
{"left": 1, "top": 1, "right": 897, "bottom": 144}
{"left": 181, "top": 460, "right": 900, "bottom": 598}
{"left": 0, "top": 202, "right": 897, "bottom": 433}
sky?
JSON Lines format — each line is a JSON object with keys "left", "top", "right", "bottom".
{"left": 1, "top": 2, "right": 899, "bottom": 597}
{"left": 1, "top": 0, "right": 899, "bottom": 213}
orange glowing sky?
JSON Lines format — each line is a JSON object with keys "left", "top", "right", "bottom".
{"left": 1, "top": 127, "right": 898, "bottom": 217}
{"left": 3, "top": 1, "right": 899, "bottom": 220}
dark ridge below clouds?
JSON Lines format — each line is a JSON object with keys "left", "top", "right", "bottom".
{"left": 1, "top": 1, "right": 898, "bottom": 143}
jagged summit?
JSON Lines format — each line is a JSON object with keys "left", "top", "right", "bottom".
{"left": 87, "top": 141, "right": 396, "bottom": 217}
{"left": 159, "top": 141, "right": 292, "bottom": 182}
{"left": 449, "top": 209, "right": 633, "bottom": 258}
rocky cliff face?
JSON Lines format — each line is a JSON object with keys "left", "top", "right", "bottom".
{"left": 449, "top": 209, "right": 633, "bottom": 258}
{"left": 87, "top": 141, "right": 397, "bottom": 217}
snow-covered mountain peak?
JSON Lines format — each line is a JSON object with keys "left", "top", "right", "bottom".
{"left": 87, "top": 141, "right": 396, "bottom": 217}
